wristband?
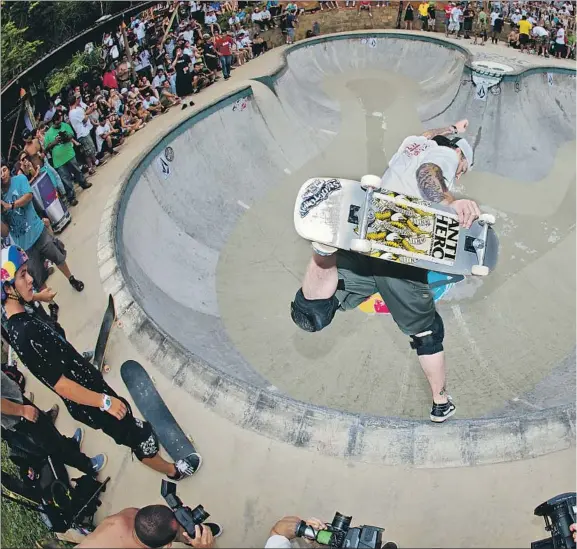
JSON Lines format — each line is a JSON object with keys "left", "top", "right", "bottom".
{"left": 10, "top": 202, "right": 15, "bottom": 210}
{"left": 451, "top": 125, "right": 458, "bottom": 134}
{"left": 100, "top": 394, "right": 112, "bottom": 411}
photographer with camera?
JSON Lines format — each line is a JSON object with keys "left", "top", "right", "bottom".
{"left": 43, "top": 111, "right": 92, "bottom": 207}
{"left": 265, "top": 516, "right": 326, "bottom": 548}
{"left": 77, "top": 481, "right": 221, "bottom": 548}
{"left": 265, "top": 512, "right": 395, "bottom": 549}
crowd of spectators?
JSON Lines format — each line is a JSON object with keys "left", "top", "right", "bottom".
{"left": 405, "top": 0, "right": 575, "bottom": 58}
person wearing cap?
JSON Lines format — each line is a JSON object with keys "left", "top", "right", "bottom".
{"left": 1, "top": 245, "right": 202, "bottom": 482}
{"left": 290, "top": 120, "right": 480, "bottom": 424}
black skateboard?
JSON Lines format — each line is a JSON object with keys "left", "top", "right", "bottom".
{"left": 93, "top": 294, "right": 116, "bottom": 373}
{"left": 120, "top": 360, "right": 199, "bottom": 464}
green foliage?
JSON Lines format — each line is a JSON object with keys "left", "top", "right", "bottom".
{"left": 46, "top": 46, "right": 104, "bottom": 96}
{"left": 1, "top": 440, "right": 50, "bottom": 548}
{"left": 0, "top": 19, "right": 43, "bottom": 85}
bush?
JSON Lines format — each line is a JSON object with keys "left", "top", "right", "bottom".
{"left": 45, "top": 46, "right": 104, "bottom": 96}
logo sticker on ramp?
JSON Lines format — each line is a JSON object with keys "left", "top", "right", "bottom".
{"left": 157, "top": 153, "right": 171, "bottom": 180}
{"left": 475, "top": 81, "right": 487, "bottom": 101}
{"left": 547, "top": 73, "right": 554, "bottom": 87}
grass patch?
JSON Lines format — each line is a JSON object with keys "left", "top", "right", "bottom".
{"left": 1, "top": 440, "right": 49, "bottom": 548}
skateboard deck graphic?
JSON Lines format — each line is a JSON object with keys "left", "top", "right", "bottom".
{"left": 93, "top": 294, "right": 116, "bottom": 373}
{"left": 120, "top": 360, "right": 198, "bottom": 464}
{"left": 294, "top": 177, "right": 498, "bottom": 276}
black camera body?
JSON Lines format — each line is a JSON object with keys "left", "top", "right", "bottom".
{"left": 160, "top": 479, "right": 209, "bottom": 539}
{"left": 531, "top": 493, "right": 576, "bottom": 549}
{"left": 58, "top": 131, "right": 71, "bottom": 143}
{"left": 296, "top": 512, "right": 396, "bottom": 549}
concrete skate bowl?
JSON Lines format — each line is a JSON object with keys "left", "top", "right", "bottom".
{"left": 107, "top": 33, "right": 576, "bottom": 467}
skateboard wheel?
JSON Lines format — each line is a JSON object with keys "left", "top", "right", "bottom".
{"left": 360, "top": 175, "right": 381, "bottom": 190}
{"left": 478, "top": 213, "right": 496, "bottom": 225}
{"left": 350, "top": 239, "right": 372, "bottom": 253}
{"left": 103, "top": 365, "right": 111, "bottom": 373}
{"left": 471, "top": 264, "right": 490, "bottom": 276}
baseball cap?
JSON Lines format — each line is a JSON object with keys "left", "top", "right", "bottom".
{"left": 453, "top": 138, "right": 474, "bottom": 169}
{"left": 54, "top": 98, "right": 62, "bottom": 105}
{"left": 121, "top": 87, "right": 128, "bottom": 94}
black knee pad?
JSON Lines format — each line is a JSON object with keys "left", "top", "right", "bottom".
{"left": 409, "top": 312, "right": 444, "bottom": 356}
{"left": 290, "top": 288, "right": 339, "bottom": 332}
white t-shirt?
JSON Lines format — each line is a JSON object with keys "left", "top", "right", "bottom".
{"left": 527, "top": 16, "right": 536, "bottom": 24}
{"left": 556, "top": 27, "right": 565, "bottom": 43}
{"left": 240, "top": 36, "right": 252, "bottom": 47}
{"left": 229, "top": 15, "right": 240, "bottom": 25}
{"left": 143, "top": 96, "right": 159, "bottom": 109}
{"left": 264, "top": 535, "right": 291, "bottom": 549}
{"left": 136, "top": 22, "right": 146, "bottom": 39}
{"left": 381, "top": 136, "right": 459, "bottom": 197}
{"left": 182, "top": 29, "right": 195, "bottom": 43}
{"left": 205, "top": 13, "right": 217, "bottom": 23}
{"left": 69, "top": 106, "right": 92, "bottom": 138}
{"left": 261, "top": 9, "right": 271, "bottom": 19}
{"left": 190, "top": 0, "right": 201, "bottom": 11}
{"left": 95, "top": 123, "right": 111, "bottom": 152}
{"left": 152, "top": 74, "right": 166, "bottom": 88}
{"left": 511, "top": 12, "right": 521, "bottom": 24}
{"left": 252, "top": 11, "right": 263, "bottom": 21}
{"left": 136, "top": 50, "right": 151, "bottom": 70}
{"left": 450, "top": 6, "right": 462, "bottom": 23}
{"left": 490, "top": 11, "right": 499, "bottom": 24}
{"left": 532, "top": 25, "right": 548, "bottom": 37}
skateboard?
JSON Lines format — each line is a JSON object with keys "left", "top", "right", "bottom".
{"left": 294, "top": 176, "right": 498, "bottom": 276}
{"left": 120, "top": 360, "right": 199, "bottom": 465}
{"left": 93, "top": 294, "right": 116, "bottom": 373}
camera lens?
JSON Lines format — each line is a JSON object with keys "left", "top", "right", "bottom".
{"left": 331, "top": 512, "right": 352, "bottom": 532}
{"left": 190, "top": 504, "right": 210, "bottom": 525}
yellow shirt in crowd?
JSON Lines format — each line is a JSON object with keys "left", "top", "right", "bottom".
{"left": 518, "top": 19, "right": 533, "bottom": 35}
{"left": 419, "top": 3, "right": 429, "bottom": 16}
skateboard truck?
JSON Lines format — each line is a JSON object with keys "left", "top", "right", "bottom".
{"left": 470, "top": 214, "right": 495, "bottom": 276}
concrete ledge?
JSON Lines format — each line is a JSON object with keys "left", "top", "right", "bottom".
{"left": 99, "top": 32, "right": 576, "bottom": 467}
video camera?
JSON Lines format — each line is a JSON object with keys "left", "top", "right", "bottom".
{"left": 531, "top": 493, "right": 576, "bottom": 549}
{"left": 58, "top": 131, "right": 71, "bottom": 143}
{"left": 295, "top": 512, "right": 397, "bottom": 549}
{"left": 160, "top": 479, "right": 210, "bottom": 539}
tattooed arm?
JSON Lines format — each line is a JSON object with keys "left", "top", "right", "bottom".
{"left": 421, "top": 119, "right": 469, "bottom": 139}
{"left": 415, "top": 163, "right": 454, "bottom": 204}
{"left": 416, "top": 162, "right": 481, "bottom": 228}
{"left": 421, "top": 126, "right": 457, "bottom": 140}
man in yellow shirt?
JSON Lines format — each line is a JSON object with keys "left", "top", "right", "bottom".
{"left": 518, "top": 15, "right": 533, "bottom": 53}
{"left": 419, "top": 1, "right": 430, "bottom": 30}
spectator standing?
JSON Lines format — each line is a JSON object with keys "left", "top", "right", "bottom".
{"left": 427, "top": 1, "right": 436, "bottom": 31}
{"left": 491, "top": 11, "right": 504, "bottom": 43}
{"left": 172, "top": 46, "right": 195, "bottom": 97}
{"left": 68, "top": 95, "right": 98, "bottom": 176}
{"left": 1, "top": 168, "right": 85, "bottom": 294}
{"left": 555, "top": 23, "right": 567, "bottom": 58}
{"left": 511, "top": 8, "right": 522, "bottom": 30}
{"left": 463, "top": 4, "right": 474, "bottom": 38}
{"left": 135, "top": 48, "right": 153, "bottom": 81}
{"left": 285, "top": 8, "right": 297, "bottom": 44}
{"left": 102, "top": 65, "right": 119, "bottom": 90}
{"left": 566, "top": 29, "right": 575, "bottom": 59}
{"left": 405, "top": 2, "right": 415, "bottom": 29}
{"left": 444, "top": 2, "right": 452, "bottom": 33}
{"left": 490, "top": 7, "right": 500, "bottom": 33}
{"left": 214, "top": 30, "right": 234, "bottom": 80}
{"left": 418, "top": 1, "right": 429, "bottom": 30}
{"left": 518, "top": 14, "right": 533, "bottom": 52}
{"left": 475, "top": 6, "right": 488, "bottom": 44}
{"left": 532, "top": 23, "right": 550, "bottom": 56}
{"left": 43, "top": 112, "right": 91, "bottom": 206}
{"left": 202, "top": 34, "right": 221, "bottom": 73}
{"left": 448, "top": 3, "right": 462, "bottom": 37}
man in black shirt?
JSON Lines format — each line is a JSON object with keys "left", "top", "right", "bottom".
{"left": 2, "top": 245, "right": 201, "bottom": 481}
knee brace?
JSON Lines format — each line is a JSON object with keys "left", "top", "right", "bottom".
{"left": 409, "top": 312, "right": 444, "bottom": 356}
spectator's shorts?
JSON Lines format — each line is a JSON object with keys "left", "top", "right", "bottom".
{"left": 334, "top": 251, "right": 435, "bottom": 336}
{"left": 536, "top": 35, "right": 549, "bottom": 47}
{"left": 27, "top": 228, "right": 67, "bottom": 287}
{"left": 78, "top": 135, "right": 97, "bottom": 158}
{"left": 287, "top": 27, "right": 295, "bottom": 38}
{"left": 519, "top": 33, "right": 529, "bottom": 44}
{"left": 555, "top": 42, "right": 567, "bottom": 54}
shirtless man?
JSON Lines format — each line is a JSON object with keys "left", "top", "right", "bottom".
{"left": 77, "top": 505, "right": 218, "bottom": 548}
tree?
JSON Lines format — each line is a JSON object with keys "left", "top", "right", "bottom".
{"left": 45, "top": 46, "right": 104, "bottom": 96}
{"left": 0, "top": 19, "right": 43, "bottom": 86}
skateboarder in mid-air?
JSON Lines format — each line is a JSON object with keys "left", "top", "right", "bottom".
{"left": 291, "top": 120, "right": 480, "bottom": 423}
{"left": 2, "top": 245, "right": 201, "bottom": 479}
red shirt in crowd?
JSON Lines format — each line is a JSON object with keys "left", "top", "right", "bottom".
{"left": 102, "top": 69, "right": 119, "bottom": 89}
{"left": 444, "top": 4, "right": 452, "bottom": 18}
{"left": 214, "top": 35, "right": 234, "bottom": 56}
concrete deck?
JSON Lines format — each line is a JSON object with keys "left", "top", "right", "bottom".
{"left": 23, "top": 31, "right": 576, "bottom": 547}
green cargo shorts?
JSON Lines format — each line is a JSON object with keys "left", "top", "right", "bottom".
{"left": 334, "top": 251, "right": 436, "bottom": 336}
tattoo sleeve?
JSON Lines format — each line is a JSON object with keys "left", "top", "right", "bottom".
{"left": 421, "top": 125, "right": 456, "bottom": 139}
{"left": 416, "top": 163, "right": 449, "bottom": 203}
